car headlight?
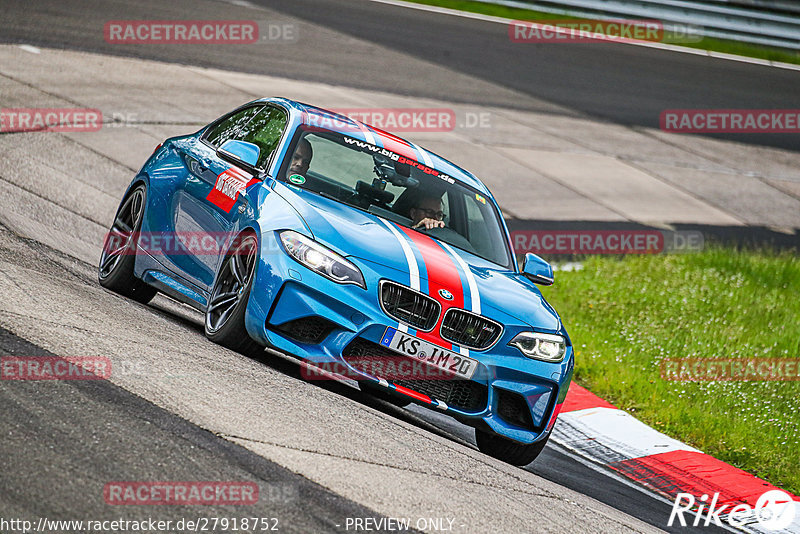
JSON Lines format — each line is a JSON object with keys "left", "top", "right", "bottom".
{"left": 279, "top": 230, "right": 365, "bottom": 289}
{"left": 509, "top": 332, "right": 566, "bottom": 362}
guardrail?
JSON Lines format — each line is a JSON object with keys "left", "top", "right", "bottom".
{"left": 479, "top": 0, "right": 800, "bottom": 50}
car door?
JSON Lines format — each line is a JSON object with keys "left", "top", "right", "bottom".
{"left": 167, "top": 105, "right": 263, "bottom": 291}
{"left": 170, "top": 105, "right": 288, "bottom": 291}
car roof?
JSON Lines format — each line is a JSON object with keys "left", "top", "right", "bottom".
{"left": 256, "top": 97, "right": 491, "bottom": 195}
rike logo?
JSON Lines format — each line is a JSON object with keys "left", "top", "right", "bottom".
{"left": 668, "top": 490, "right": 796, "bottom": 530}
{"left": 206, "top": 167, "right": 254, "bottom": 212}
{"left": 215, "top": 169, "right": 249, "bottom": 199}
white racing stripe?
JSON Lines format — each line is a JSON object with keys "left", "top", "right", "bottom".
{"left": 408, "top": 140, "right": 434, "bottom": 167}
{"left": 378, "top": 218, "right": 420, "bottom": 333}
{"left": 439, "top": 241, "right": 482, "bottom": 357}
{"left": 438, "top": 241, "right": 480, "bottom": 314}
{"left": 354, "top": 120, "right": 378, "bottom": 145}
{"left": 378, "top": 219, "right": 420, "bottom": 291}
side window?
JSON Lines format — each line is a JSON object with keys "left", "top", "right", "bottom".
{"left": 464, "top": 194, "right": 492, "bottom": 252}
{"left": 465, "top": 194, "right": 507, "bottom": 265}
{"left": 235, "top": 107, "right": 288, "bottom": 169}
{"left": 204, "top": 106, "right": 263, "bottom": 148}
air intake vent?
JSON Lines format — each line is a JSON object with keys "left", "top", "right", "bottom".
{"left": 496, "top": 389, "right": 534, "bottom": 430}
{"left": 379, "top": 281, "right": 440, "bottom": 331}
{"left": 342, "top": 338, "right": 488, "bottom": 412}
{"left": 275, "top": 316, "right": 334, "bottom": 344}
{"left": 440, "top": 309, "right": 502, "bottom": 350}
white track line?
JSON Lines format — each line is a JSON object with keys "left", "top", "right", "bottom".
{"left": 365, "top": 0, "right": 800, "bottom": 72}
{"left": 558, "top": 407, "right": 700, "bottom": 459}
{"left": 19, "top": 44, "right": 41, "bottom": 54}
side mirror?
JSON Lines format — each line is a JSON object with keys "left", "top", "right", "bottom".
{"left": 522, "top": 253, "right": 554, "bottom": 286}
{"left": 217, "top": 139, "right": 260, "bottom": 172}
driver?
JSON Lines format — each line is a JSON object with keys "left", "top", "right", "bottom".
{"left": 286, "top": 138, "right": 313, "bottom": 179}
{"left": 410, "top": 195, "right": 446, "bottom": 230}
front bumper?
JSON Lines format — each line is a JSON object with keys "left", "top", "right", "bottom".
{"left": 244, "top": 232, "right": 574, "bottom": 445}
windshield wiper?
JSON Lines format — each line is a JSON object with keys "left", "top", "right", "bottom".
{"left": 318, "top": 191, "right": 340, "bottom": 202}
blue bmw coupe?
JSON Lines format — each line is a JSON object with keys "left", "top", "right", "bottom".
{"left": 99, "top": 98, "right": 573, "bottom": 465}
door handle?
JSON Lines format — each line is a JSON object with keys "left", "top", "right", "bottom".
{"left": 187, "top": 158, "right": 209, "bottom": 176}
{"left": 237, "top": 196, "right": 249, "bottom": 214}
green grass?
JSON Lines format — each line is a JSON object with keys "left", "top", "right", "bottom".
{"left": 406, "top": 0, "right": 800, "bottom": 65}
{"left": 539, "top": 247, "right": 800, "bottom": 494}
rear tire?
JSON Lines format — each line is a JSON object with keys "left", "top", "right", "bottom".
{"left": 475, "top": 430, "right": 549, "bottom": 466}
{"left": 98, "top": 184, "right": 157, "bottom": 304}
{"left": 205, "top": 233, "right": 263, "bottom": 357}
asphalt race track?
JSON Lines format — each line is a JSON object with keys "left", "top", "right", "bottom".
{"left": 0, "top": 326, "right": 392, "bottom": 532}
{"left": 2, "top": 0, "right": 799, "bottom": 150}
{"left": 0, "top": 225, "right": 718, "bottom": 533}
{"left": 0, "top": 0, "right": 795, "bottom": 532}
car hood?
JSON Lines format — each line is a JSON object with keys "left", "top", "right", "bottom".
{"left": 272, "top": 183, "right": 561, "bottom": 331}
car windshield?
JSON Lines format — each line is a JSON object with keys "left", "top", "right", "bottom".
{"left": 278, "top": 126, "right": 514, "bottom": 270}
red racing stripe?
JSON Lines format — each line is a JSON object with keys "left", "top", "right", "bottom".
{"left": 398, "top": 227, "right": 463, "bottom": 349}
{"left": 394, "top": 384, "right": 432, "bottom": 404}
{"left": 370, "top": 127, "right": 418, "bottom": 161}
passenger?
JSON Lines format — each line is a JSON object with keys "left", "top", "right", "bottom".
{"left": 286, "top": 138, "right": 313, "bottom": 179}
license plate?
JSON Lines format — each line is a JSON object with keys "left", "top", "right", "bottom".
{"left": 379, "top": 327, "right": 478, "bottom": 380}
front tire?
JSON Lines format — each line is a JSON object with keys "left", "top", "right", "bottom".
{"left": 205, "top": 233, "right": 263, "bottom": 356}
{"left": 98, "top": 184, "right": 157, "bottom": 304}
{"left": 475, "top": 430, "right": 549, "bottom": 466}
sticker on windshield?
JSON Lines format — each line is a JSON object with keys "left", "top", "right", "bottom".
{"left": 342, "top": 136, "right": 455, "bottom": 184}
{"left": 343, "top": 136, "right": 400, "bottom": 161}
{"left": 475, "top": 193, "right": 486, "bottom": 204}
{"left": 288, "top": 174, "right": 306, "bottom": 185}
